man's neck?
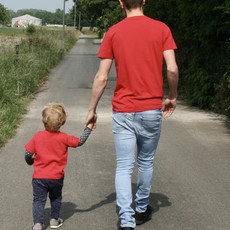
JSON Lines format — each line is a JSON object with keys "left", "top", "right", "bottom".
{"left": 125, "top": 8, "right": 144, "bottom": 17}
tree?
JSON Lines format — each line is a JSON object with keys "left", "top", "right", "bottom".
{"left": 0, "top": 3, "right": 10, "bottom": 25}
{"left": 144, "top": 0, "right": 230, "bottom": 116}
{"left": 69, "top": 0, "right": 122, "bottom": 34}
{"left": 77, "top": 0, "right": 121, "bottom": 26}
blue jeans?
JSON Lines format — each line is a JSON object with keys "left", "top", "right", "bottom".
{"left": 32, "top": 178, "right": 64, "bottom": 224}
{"left": 112, "top": 110, "right": 162, "bottom": 228}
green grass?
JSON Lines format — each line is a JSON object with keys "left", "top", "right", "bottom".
{"left": 0, "top": 26, "right": 81, "bottom": 147}
{"left": 0, "top": 27, "right": 26, "bottom": 36}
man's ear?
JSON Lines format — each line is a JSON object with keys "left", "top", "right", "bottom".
{"left": 119, "top": 0, "right": 124, "bottom": 8}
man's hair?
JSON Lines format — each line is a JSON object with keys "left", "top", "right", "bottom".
{"left": 122, "top": 0, "right": 144, "bottom": 10}
{"left": 42, "top": 102, "right": 67, "bottom": 132}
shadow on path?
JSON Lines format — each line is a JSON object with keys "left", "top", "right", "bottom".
{"left": 42, "top": 189, "right": 171, "bottom": 229}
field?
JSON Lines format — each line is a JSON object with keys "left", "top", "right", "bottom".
{"left": 0, "top": 26, "right": 80, "bottom": 147}
{"left": 0, "top": 28, "right": 25, "bottom": 53}
{"left": 0, "top": 36, "right": 22, "bottom": 51}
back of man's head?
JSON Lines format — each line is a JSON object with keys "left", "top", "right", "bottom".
{"left": 121, "top": 0, "right": 144, "bottom": 10}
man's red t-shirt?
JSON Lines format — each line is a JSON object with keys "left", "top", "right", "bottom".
{"left": 98, "top": 16, "right": 177, "bottom": 112}
{"left": 25, "top": 130, "right": 79, "bottom": 179}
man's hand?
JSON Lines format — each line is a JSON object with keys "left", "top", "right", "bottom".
{"left": 162, "top": 98, "right": 177, "bottom": 119}
{"left": 85, "top": 110, "right": 97, "bottom": 130}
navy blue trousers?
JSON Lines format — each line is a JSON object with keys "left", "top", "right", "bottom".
{"left": 32, "top": 178, "right": 64, "bottom": 223}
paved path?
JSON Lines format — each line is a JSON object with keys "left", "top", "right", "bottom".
{"left": 0, "top": 37, "right": 230, "bottom": 230}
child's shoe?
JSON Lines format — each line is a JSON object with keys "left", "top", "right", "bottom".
{"left": 50, "top": 218, "right": 63, "bottom": 229}
{"left": 32, "top": 223, "right": 43, "bottom": 230}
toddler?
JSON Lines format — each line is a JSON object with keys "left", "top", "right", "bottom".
{"left": 24, "top": 102, "right": 93, "bottom": 230}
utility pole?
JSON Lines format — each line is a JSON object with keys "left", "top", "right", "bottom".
{"left": 78, "top": 11, "right": 81, "bottom": 30}
{"left": 62, "top": 0, "right": 68, "bottom": 40}
{"left": 74, "top": 0, "right": 77, "bottom": 28}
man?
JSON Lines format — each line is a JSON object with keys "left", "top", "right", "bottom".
{"left": 85, "top": 0, "right": 179, "bottom": 229}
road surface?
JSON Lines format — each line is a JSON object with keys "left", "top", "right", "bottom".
{"left": 0, "top": 36, "right": 230, "bottom": 230}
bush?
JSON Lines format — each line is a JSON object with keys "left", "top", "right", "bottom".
{"left": 26, "top": 24, "right": 36, "bottom": 34}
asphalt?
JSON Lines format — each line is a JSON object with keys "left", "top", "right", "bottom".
{"left": 0, "top": 36, "right": 230, "bottom": 230}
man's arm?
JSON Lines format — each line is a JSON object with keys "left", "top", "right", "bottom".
{"left": 85, "top": 58, "right": 113, "bottom": 128}
{"left": 162, "top": 49, "right": 179, "bottom": 118}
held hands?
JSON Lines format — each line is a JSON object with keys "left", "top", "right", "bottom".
{"left": 87, "top": 122, "right": 94, "bottom": 130}
{"left": 85, "top": 110, "right": 97, "bottom": 130}
{"left": 162, "top": 98, "right": 177, "bottom": 119}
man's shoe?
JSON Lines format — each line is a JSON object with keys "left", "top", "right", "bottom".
{"left": 120, "top": 228, "right": 134, "bottom": 230}
{"left": 135, "top": 205, "right": 153, "bottom": 225}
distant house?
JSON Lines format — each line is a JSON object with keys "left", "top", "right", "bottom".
{"left": 11, "top": 14, "right": 42, "bottom": 28}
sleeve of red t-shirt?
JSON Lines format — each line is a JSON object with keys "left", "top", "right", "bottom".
{"left": 162, "top": 25, "right": 177, "bottom": 51}
{"left": 66, "top": 134, "right": 80, "bottom": 148}
{"left": 24, "top": 136, "right": 36, "bottom": 153}
{"left": 98, "top": 30, "right": 114, "bottom": 59}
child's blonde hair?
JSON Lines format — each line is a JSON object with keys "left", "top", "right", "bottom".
{"left": 42, "top": 103, "right": 67, "bottom": 132}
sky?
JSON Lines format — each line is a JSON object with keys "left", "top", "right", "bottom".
{"left": 0, "top": 0, "right": 74, "bottom": 12}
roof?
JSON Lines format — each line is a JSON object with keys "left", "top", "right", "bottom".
{"left": 12, "top": 14, "right": 41, "bottom": 21}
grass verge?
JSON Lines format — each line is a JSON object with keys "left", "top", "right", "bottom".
{"left": 0, "top": 26, "right": 81, "bottom": 147}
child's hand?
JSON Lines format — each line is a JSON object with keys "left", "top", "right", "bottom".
{"left": 87, "top": 122, "right": 94, "bottom": 130}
